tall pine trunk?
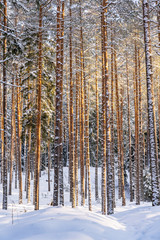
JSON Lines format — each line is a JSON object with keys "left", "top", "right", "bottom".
{"left": 9, "top": 75, "right": 15, "bottom": 195}
{"left": 79, "top": 0, "right": 85, "bottom": 207}
{"left": 69, "top": 0, "right": 75, "bottom": 208}
{"left": 101, "top": 0, "right": 106, "bottom": 214}
{"left": 114, "top": 50, "right": 121, "bottom": 200}
{"left": 95, "top": 39, "right": 99, "bottom": 201}
{"left": 138, "top": 48, "right": 144, "bottom": 202}
{"left": 2, "top": 0, "right": 7, "bottom": 210}
{"left": 102, "top": 0, "right": 114, "bottom": 215}
{"left": 35, "top": 5, "right": 42, "bottom": 210}
{"left": 126, "top": 53, "right": 133, "bottom": 202}
{"left": 134, "top": 41, "right": 140, "bottom": 205}
{"left": 142, "top": 0, "right": 159, "bottom": 206}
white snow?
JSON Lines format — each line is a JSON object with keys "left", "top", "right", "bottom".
{"left": 0, "top": 167, "right": 160, "bottom": 240}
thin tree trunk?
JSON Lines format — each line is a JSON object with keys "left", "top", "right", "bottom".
{"left": 69, "top": 0, "right": 75, "bottom": 208}
{"left": 9, "top": 75, "right": 15, "bottom": 195}
{"left": 48, "top": 121, "right": 51, "bottom": 192}
{"left": 86, "top": 82, "right": 91, "bottom": 211}
{"left": 14, "top": 119, "right": 18, "bottom": 189}
{"left": 16, "top": 74, "right": 23, "bottom": 204}
{"left": 0, "top": 83, "right": 4, "bottom": 184}
{"left": 120, "top": 87, "right": 126, "bottom": 206}
{"left": 27, "top": 127, "right": 31, "bottom": 202}
{"left": 79, "top": 0, "right": 85, "bottom": 207}
{"left": 126, "top": 53, "right": 133, "bottom": 202}
{"left": 101, "top": 0, "right": 106, "bottom": 214}
{"left": 111, "top": 26, "right": 115, "bottom": 208}
{"left": 26, "top": 71, "right": 31, "bottom": 202}
{"left": 114, "top": 49, "right": 121, "bottom": 201}
{"left": 24, "top": 128, "right": 27, "bottom": 192}
{"left": 59, "top": 0, "right": 64, "bottom": 206}
{"left": 95, "top": 39, "right": 99, "bottom": 201}
{"left": 2, "top": 0, "right": 8, "bottom": 210}
{"left": 75, "top": 48, "right": 79, "bottom": 206}
{"left": 134, "top": 41, "right": 140, "bottom": 205}
{"left": 138, "top": 48, "right": 144, "bottom": 202}
{"left": 35, "top": 5, "right": 42, "bottom": 210}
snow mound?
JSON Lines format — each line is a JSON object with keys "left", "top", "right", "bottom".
{"left": 0, "top": 205, "right": 160, "bottom": 240}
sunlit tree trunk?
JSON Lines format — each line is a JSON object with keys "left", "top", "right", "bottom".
{"left": 101, "top": 0, "right": 106, "bottom": 214}
{"left": 79, "top": 0, "right": 85, "bottom": 207}
{"left": 16, "top": 73, "right": 23, "bottom": 204}
{"left": 35, "top": 5, "right": 42, "bottom": 210}
{"left": 69, "top": 0, "right": 75, "bottom": 208}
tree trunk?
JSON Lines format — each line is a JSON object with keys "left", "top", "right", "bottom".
{"left": 69, "top": 0, "right": 75, "bottom": 208}
{"left": 111, "top": 26, "right": 115, "bottom": 208}
{"left": 53, "top": 0, "right": 63, "bottom": 206}
{"left": 9, "top": 75, "right": 15, "bottom": 196}
{"left": 86, "top": 82, "right": 92, "bottom": 211}
{"left": 2, "top": 0, "right": 8, "bottom": 210}
{"left": 102, "top": 0, "right": 114, "bottom": 215}
{"left": 16, "top": 74, "right": 23, "bottom": 204}
{"left": 95, "top": 39, "right": 99, "bottom": 201}
{"left": 75, "top": 48, "right": 79, "bottom": 206}
{"left": 134, "top": 41, "right": 140, "bottom": 205}
{"left": 48, "top": 122, "right": 51, "bottom": 192}
{"left": 120, "top": 87, "right": 126, "bottom": 207}
{"left": 138, "top": 48, "right": 144, "bottom": 202}
{"left": 101, "top": 0, "right": 106, "bottom": 214}
{"left": 0, "top": 83, "right": 4, "bottom": 184}
{"left": 114, "top": 49, "right": 122, "bottom": 201}
{"left": 142, "top": 0, "right": 159, "bottom": 206}
{"left": 59, "top": 0, "right": 64, "bottom": 206}
{"left": 79, "top": 0, "right": 85, "bottom": 207}
{"left": 126, "top": 53, "right": 133, "bottom": 202}
{"left": 35, "top": 5, "right": 42, "bottom": 210}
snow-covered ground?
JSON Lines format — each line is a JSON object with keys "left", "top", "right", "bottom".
{"left": 0, "top": 167, "right": 160, "bottom": 240}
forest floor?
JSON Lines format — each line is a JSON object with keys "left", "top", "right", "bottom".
{"left": 0, "top": 167, "right": 160, "bottom": 240}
